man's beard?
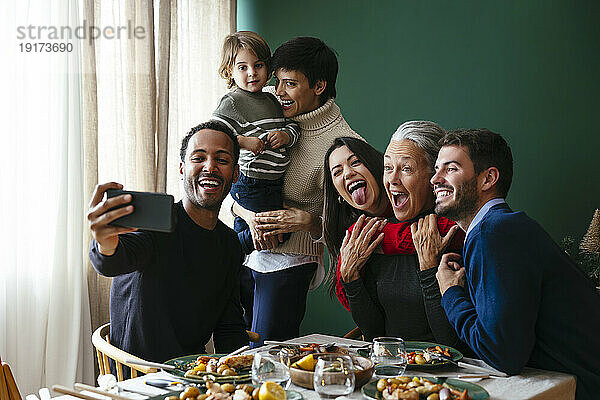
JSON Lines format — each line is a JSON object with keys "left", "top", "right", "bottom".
{"left": 435, "top": 176, "right": 478, "bottom": 223}
{"left": 183, "top": 172, "right": 232, "bottom": 211}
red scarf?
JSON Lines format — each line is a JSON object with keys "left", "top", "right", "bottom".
{"left": 335, "top": 215, "right": 464, "bottom": 311}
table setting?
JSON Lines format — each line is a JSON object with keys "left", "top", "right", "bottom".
{"left": 51, "top": 333, "right": 576, "bottom": 400}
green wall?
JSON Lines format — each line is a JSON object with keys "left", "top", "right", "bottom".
{"left": 237, "top": 0, "right": 600, "bottom": 337}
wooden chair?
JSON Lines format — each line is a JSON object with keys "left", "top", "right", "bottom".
{"left": 92, "top": 323, "right": 260, "bottom": 381}
{"left": 343, "top": 326, "right": 363, "bottom": 340}
{"left": 0, "top": 354, "right": 22, "bottom": 400}
{"left": 92, "top": 323, "right": 158, "bottom": 381}
{"left": 247, "top": 330, "right": 260, "bottom": 343}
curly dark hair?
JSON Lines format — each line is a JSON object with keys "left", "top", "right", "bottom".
{"left": 180, "top": 120, "right": 240, "bottom": 164}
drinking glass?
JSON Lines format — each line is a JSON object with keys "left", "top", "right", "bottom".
{"left": 313, "top": 354, "right": 355, "bottom": 398}
{"left": 278, "top": 347, "right": 293, "bottom": 389}
{"left": 252, "top": 351, "right": 290, "bottom": 386}
{"left": 369, "top": 337, "right": 407, "bottom": 377}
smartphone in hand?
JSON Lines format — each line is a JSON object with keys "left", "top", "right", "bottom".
{"left": 107, "top": 189, "right": 175, "bottom": 232}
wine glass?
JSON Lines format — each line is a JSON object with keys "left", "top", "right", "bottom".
{"left": 252, "top": 351, "right": 290, "bottom": 386}
{"left": 313, "top": 354, "right": 355, "bottom": 398}
{"left": 278, "top": 347, "right": 293, "bottom": 389}
{"left": 369, "top": 337, "right": 407, "bottom": 378}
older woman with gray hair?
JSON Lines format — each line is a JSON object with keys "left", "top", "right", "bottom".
{"left": 336, "top": 121, "right": 465, "bottom": 343}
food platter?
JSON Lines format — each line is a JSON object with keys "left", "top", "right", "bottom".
{"left": 358, "top": 341, "right": 463, "bottom": 369}
{"left": 361, "top": 377, "right": 489, "bottom": 400}
{"left": 146, "top": 384, "right": 303, "bottom": 400}
{"left": 163, "top": 354, "right": 251, "bottom": 383}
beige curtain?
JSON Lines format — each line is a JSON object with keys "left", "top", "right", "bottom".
{"left": 82, "top": 0, "right": 235, "bottom": 358}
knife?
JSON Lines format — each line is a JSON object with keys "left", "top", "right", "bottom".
{"left": 125, "top": 359, "right": 177, "bottom": 371}
{"left": 424, "top": 351, "right": 508, "bottom": 377}
{"left": 219, "top": 345, "right": 250, "bottom": 362}
{"left": 456, "top": 361, "right": 508, "bottom": 377}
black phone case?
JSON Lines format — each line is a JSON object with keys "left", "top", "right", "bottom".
{"left": 106, "top": 189, "right": 175, "bottom": 233}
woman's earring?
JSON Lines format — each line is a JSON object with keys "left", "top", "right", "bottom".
{"left": 338, "top": 195, "right": 343, "bottom": 204}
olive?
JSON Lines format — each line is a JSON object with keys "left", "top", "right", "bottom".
{"left": 180, "top": 387, "right": 200, "bottom": 400}
{"left": 415, "top": 354, "right": 427, "bottom": 365}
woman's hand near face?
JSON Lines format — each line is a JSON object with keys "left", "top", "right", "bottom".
{"left": 410, "top": 214, "right": 460, "bottom": 271}
{"left": 339, "top": 215, "right": 386, "bottom": 283}
{"left": 254, "top": 206, "right": 321, "bottom": 238}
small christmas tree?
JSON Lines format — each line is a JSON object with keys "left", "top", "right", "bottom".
{"left": 580, "top": 209, "right": 600, "bottom": 254}
{"left": 560, "top": 209, "right": 600, "bottom": 288}
{"left": 579, "top": 209, "right": 600, "bottom": 287}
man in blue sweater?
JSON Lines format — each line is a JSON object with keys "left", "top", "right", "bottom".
{"left": 431, "top": 128, "right": 600, "bottom": 399}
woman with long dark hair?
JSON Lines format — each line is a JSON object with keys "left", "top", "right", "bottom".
{"left": 323, "top": 137, "right": 390, "bottom": 301}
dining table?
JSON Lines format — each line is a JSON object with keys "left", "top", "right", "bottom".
{"left": 54, "top": 333, "right": 576, "bottom": 400}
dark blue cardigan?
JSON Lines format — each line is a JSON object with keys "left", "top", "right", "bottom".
{"left": 442, "top": 203, "right": 600, "bottom": 400}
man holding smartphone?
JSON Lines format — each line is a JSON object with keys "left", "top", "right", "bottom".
{"left": 87, "top": 121, "right": 247, "bottom": 366}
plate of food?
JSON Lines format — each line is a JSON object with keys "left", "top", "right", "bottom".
{"left": 163, "top": 354, "right": 254, "bottom": 383}
{"left": 358, "top": 341, "right": 463, "bottom": 369}
{"left": 267, "top": 342, "right": 349, "bottom": 357}
{"left": 362, "top": 376, "right": 489, "bottom": 400}
{"left": 162, "top": 381, "right": 301, "bottom": 400}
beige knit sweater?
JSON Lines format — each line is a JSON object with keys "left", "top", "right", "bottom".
{"left": 270, "top": 98, "right": 364, "bottom": 257}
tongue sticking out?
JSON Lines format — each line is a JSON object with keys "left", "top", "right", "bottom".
{"left": 351, "top": 186, "right": 367, "bottom": 205}
{"left": 394, "top": 193, "right": 408, "bottom": 208}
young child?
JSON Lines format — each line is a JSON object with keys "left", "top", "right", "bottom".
{"left": 213, "top": 31, "right": 299, "bottom": 255}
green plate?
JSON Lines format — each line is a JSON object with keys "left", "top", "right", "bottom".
{"left": 163, "top": 354, "right": 251, "bottom": 383}
{"left": 150, "top": 387, "right": 302, "bottom": 400}
{"left": 361, "top": 377, "right": 489, "bottom": 400}
{"left": 358, "top": 341, "right": 463, "bottom": 369}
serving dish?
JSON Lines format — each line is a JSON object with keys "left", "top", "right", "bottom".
{"left": 361, "top": 376, "right": 489, "bottom": 400}
{"left": 289, "top": 353, "right": 374, "bottom": 390}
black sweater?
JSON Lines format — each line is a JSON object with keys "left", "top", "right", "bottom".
{"left": 342, "top": 252, "right": 461, "bottom": 349}
{"left": 89, "top": 201, "right": 247, "bottom": 363}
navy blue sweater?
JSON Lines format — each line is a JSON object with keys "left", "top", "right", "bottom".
{"left": 442, "top": 204, "right": 600, "bottom": 400}
{"left": 89, "top": 201, "right": 247, "bottom": 363}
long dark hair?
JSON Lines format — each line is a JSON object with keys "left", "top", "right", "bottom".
{"left": 323, "top": 137, "right": 385, "bottom": 297}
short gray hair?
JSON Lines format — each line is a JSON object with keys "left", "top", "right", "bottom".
{"left": 390, "top": 120, "right": 447, "bottom": 172}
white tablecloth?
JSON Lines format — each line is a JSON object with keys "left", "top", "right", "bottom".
{"left": 59, "top": 333, "right": 577, "bottom": 400}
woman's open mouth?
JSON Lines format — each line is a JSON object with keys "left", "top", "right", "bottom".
{"left": 347, "top": 180, "right": 367, "bottom": 205}
{"left": 390, "top": 190, "right": 409, "bottom": 209}
{"left": 281, "top": 99, "right": 295, "bottom": 110}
